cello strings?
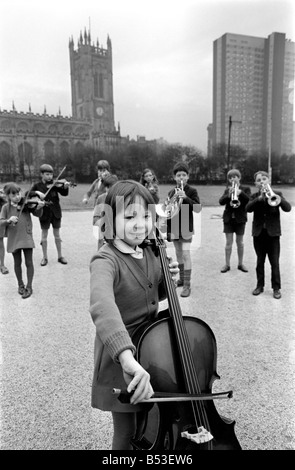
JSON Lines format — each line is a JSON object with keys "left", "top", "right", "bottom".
{"left": 158, "top": 242, "right": 209, "bottom": 431}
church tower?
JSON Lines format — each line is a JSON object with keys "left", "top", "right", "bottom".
{"left": 69, "top": 28, "right": 115, "bottom": 134}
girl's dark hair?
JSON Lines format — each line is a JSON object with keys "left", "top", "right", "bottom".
{"left": 103, "top": 180, "right": 156, "bottom": 243}
{"left": 3, "top": 182, "right": 21, "bottom": 196}
{"left": 139, "top": 168, "right": 159, "bottom": 185}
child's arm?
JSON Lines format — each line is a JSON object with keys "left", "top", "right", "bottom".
{"left": 118, "top": 349, "right": 154, "bottom": 404}
{"left": 90, "top": 255, "right": 136, "bottom": 357}
{"left": 277, "top": 193, "right": 292, "bottom": 212}
{"left": 219, "top": 188, "right": 230, "bottom": 205}
{"left": 0, "top": 205, "right": 17, "bottom": 226}
{"left": 57, "top": 185, "right": 69, "bottom": 197}
{"left": 31, "top": 200, "right": 45, "bottom": 218}
{"left": 246, "top": 194, "right": 262, "bottom": 212}
{"left": 83, "top": 180, "right": 98, "bottom": 203}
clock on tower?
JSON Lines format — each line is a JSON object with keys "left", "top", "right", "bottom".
{"left": 96, "top": 106, "right": 104, "bottom": 117}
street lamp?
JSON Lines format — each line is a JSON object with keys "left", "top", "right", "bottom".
{"left": 268, "top": 117, "right": 272, "bottom": 184}
{"left": 227, "top": 115, "right": 242, "bottom": 172}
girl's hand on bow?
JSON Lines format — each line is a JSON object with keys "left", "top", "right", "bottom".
{"left": 119, "top": 350, "right": 154, "bottom": 404}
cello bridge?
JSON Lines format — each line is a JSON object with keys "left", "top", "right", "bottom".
{"left": 181, "top": 427, "right": 213, "bottom": 444}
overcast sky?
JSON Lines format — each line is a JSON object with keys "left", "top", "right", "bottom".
{"left": 0, "top": 0, "right": 294, "bottom": 152}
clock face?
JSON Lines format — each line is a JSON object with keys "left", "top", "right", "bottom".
{"left": 96, "top": 106, "right": 104, "bottom": 117}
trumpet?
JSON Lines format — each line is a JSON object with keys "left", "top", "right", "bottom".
{"left": 156, "top": 181, "right": 184, "bottom": 219}
{"left": 261, "top": 184, "right": 281, "bottom": 206}
{"left": 230, "top": 182, "right": 241, "bottom": 209}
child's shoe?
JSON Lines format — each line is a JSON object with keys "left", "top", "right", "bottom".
{"left": 22, "top": 287, "right": 33, "bottom": 299}
{"left": 180, "top": 286, "right": 191, "bottom": 297}
{"left": 18, "top": 284, "right": 26, "bottom": 295}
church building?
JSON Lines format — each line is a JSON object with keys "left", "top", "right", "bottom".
{"left": 0, "top": 29, "right": 122, "bottom": 180}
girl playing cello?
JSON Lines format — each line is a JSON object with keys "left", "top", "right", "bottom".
{"left": 89, "top": 180, "right": 178, "bottom": 449}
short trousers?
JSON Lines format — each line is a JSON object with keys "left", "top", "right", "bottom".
{"left": 40, "top": 213, "right": 61, "bottom": 230}
{"left": 223, "top": 222, "right": 245, "bottom": 235}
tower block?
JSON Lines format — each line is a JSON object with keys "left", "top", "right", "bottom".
{"left": 69, "top": 28, "right": 115, "bottom": 134}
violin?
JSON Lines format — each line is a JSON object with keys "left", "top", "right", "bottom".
{"left": 115, "top": 231, "right": 242, "bottom": 451}
{"left": 16, "top": 194, "right": 52, "bottom": 211}
{"left": 46, "top": 179, "right": 77, "bottom": 188}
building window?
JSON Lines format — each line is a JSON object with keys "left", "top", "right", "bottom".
{"left": 94, "top": 72, "right": 99, "bottom": 98}
{"left": 99, "top": 74, "right": 104, "bottom": 98}
{"left": 44, "top": 141, "right": 54, "bottom": 159}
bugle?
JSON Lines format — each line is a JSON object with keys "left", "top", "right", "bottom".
{"left": 156, "top": 181, "right": 184, "bottom": 219}
{"left": 230, "top": 182, "right": 240, "bottom": 209}
{"left": 261, "top": 184, "right": 281, "bottom": 206}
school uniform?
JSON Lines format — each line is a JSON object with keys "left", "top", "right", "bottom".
{"left": 31, "top": 181, "right": 68, "bottom": 228}
{"left": 219, "top": 185, "right": 251, "bottom": 234}
{"left": 166, "top": 184, "right": 200, "bottom": 241}
{"left": 246, "top": 191, "right": 291, "bottom": 290}
{"left": 89, "top": 241, "right": 166, "bottom": 412}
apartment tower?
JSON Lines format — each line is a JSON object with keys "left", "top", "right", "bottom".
{"left": 212, "top": 32, "right": 295, "bottom": 157}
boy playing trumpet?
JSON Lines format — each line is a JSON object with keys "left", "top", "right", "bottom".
{"left": 219, "top": 169, "right": 251, "bottom": 273}
{"left": 246, "top": 170, "right": 291, "bottom": 299}
{"left": 165, "top": 162, "right": 201, "bottom": 298}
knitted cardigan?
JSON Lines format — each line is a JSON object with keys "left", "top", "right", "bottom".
{"left": 89, "top": 243, "right": 166, "bottom": 412}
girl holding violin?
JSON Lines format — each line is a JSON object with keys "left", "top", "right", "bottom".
{"left": 0, "top": 182, "right": 45, "bottom": 299}
{"left": 89, "top": 180, "right": 179, "bottom": 450}
{"left": 31, "top": 164, "right": 71, "bottom": 266}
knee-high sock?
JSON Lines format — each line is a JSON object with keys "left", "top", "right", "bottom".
{"left": 41, "top": 240, "right": 48, "bottom": 259}
{"left": 54, "top": 237, "right": 62, "bottom": 258}
{"left": 178, "top": 263, "right": 184, "bottom": 282}
{"left": 225, "top": 247, "right": 232, "bottom": 266}
{"left": 237, "top": 244, "right": 244, "bottom": 265}
{"left": 183, "top": 269, "right": 191, "bottom": 287}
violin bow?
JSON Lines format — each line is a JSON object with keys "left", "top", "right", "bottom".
{"left": 43, "top": 165, "right": 67, "bottom": 198}
{"left": 113, "top": 388, "right": 233, "bottom": 403}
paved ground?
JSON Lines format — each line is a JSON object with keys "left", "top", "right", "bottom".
{"left": 0, "top": 207, "right": 294, "bottom": 450}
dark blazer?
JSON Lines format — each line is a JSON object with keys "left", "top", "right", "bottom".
{"left": 31, "top": 181, "right": 69, "bottom": 220}
{"left": 219, "top": 185, "right": 251, "bottom": 224}
{"left": 246, "top": 191, "right": 292, "bottom": 237}
{"left": 167, "top": 183, "right": 200, "bottom": 240}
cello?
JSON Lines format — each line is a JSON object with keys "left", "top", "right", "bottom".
{"left": 115, "top": 231, "right": 242, "bottom": 451}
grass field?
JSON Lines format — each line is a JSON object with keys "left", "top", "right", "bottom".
{"left": 20, "top": 182, "right": 295, "bottom": 210}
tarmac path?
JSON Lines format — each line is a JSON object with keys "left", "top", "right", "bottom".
{"left": 0, "top": 207, "right": 294, "bottom": 450}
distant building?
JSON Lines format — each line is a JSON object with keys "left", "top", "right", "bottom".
{"left": 206, "top": 123, "right": 213, "bottom": 158}
{"left": 211, "top": 32, "right": 295, "bottom": 157}
{"left": 0, "top": 28, "right": 121, "bottom": 180}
